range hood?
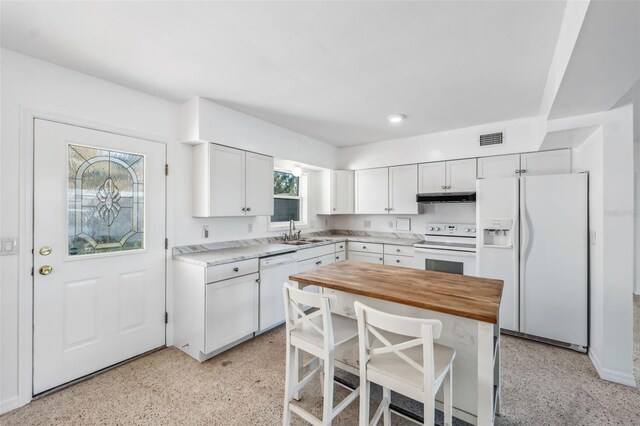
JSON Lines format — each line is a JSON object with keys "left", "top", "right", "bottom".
{"left": 416, "top": 192, "right": 476, "bottom": 203}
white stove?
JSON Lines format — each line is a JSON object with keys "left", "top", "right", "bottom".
{"left": 414, "top": 223, "right": 477, "bottom": 275}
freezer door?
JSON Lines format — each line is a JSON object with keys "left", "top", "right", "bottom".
{"left": 476, "top": 177, "right": 520, "bottom": 331}
{"left": 520, "top": 173, "right": 588, "bottom": 347}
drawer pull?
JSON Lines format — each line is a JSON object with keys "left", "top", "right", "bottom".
{"left": 233, "top": 267, "right": 239, "bottom": 272}
{"left": 396, "top": 248, "right": 401, "bottom": 253}
{"left": 396, "top": 259, "right": 401, "bottom": 263}
{"left": 362, "top": 246, "right": 367, "bottom": 250}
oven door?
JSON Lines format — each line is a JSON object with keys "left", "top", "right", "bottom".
{"left": 414, "top": 248, "right": 476, "bottom": 276}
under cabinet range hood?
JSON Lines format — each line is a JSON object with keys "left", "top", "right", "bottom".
{"left": 416, "top": 192, "right": 476, "bottom": 203}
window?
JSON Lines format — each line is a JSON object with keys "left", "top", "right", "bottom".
{"left": 270, "top": 170, "right": 307, "bottom": 227}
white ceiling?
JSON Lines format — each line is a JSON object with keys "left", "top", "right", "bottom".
{"left": 1, "top": 1, "right": 566, "bottom": 146}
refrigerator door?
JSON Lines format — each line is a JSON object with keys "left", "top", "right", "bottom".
{"left": 476, "top": 177, "right": 520, "bottom": 331}
{"left": 520, "top": 173, "right": 588, "bottom": 347}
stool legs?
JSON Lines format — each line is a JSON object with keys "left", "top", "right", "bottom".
{"left": 322, "top": 357, "right": 335, "bottom": 424}
{"left": 443, "top": 368, "right": 453, "bottom": 426}
{"left": 283, "top": 342, "right": 295, "bottom": 426}
{"left": 382, "top": 387, "right": 391, "bottom": 426}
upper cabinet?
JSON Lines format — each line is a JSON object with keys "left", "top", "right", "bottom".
{"left": 355, "top": 167, "right": 388, "bottom": 214}
{"left": 477, "top": 149, "right": 570, "bottom": 179}
{"left": 192, "top": 143, "right": 274, "bottom": 217}
{"left": 389, "top": 164, "right": 419, "bottom": 214}
{"left": 355, "top": 165, "right": 418, "bottom": 215}
{"left": 318, "top": 170, "right": 354, "bottom": 215}
{"left": 418, "top": 158, "right": 477, "bottom": 193}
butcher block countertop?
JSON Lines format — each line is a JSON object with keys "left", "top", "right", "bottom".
{"left": 289, "top": 261, "right": 504, "bottom": 324}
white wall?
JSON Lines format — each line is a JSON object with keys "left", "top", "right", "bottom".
{"left": 0, "top": 49, "right": 338, "bottom": 412}
{"left": 573, "top": 127, "right": 605, "bottom": 373}
{"left": 336, "top": 116, "right": 544, "bottom": 170}
{"left": 330, "top": 203, "right": 476, "bottom": 235}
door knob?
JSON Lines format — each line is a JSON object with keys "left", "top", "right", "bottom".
{"left": 39, "top": 265, "right": 53, "bottom": 275}
{"left": 39, "top": 246, "right": 52, "bottom": 256}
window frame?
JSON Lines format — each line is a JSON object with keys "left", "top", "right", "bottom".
{"left": 269, "top": 170, "right": 309, "bottom": 231}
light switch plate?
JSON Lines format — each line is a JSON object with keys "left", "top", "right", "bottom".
{"left": 202, "top": 225, "right": 209, "bottom": 238}
{"left": 247, "top": 223, "right": 253, "bottom": 233}
{"left": 0, "top": 238, "right": 18, "bottom": 256}
{"left": 364, "top": 220, "right": 371, "bottom": 228}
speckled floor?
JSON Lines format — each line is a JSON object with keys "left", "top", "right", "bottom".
{"left": 2, "top": 297, "right": 639, "bottom": 425}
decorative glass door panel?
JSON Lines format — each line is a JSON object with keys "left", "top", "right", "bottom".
{"left": 68, "top": 144, "right": 144, "bottom": 256}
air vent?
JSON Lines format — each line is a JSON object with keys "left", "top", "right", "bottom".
{"left": 479, "top": 132, "right": 504, "bottom": 147}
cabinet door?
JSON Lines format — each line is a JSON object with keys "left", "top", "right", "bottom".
{"left": 205, "top": 273, "right": 258, "bottom": 354}
{"left": 446, "top": 158, "right": 477, "bottom": 192}
{"left": 245, "top": 152, "right": 274, "bottom": 216}
{"left": 418, "top": 161, "right": 446, "bottom": 193}
{"left": 355, "top": 168, "right": 389, "bottom": 214}
{"left": 332, "top": 170, "right": 354, "bottom": 214}
{"left": 389, "top": 164, "right": 418, "bottom": 214}
{"left": 209, "top": 144, "right": 246, "bottom": 217}
{"left": 348, "top": 251, "right": 384, "bottom": 264}
{"left": 477, "top": 154, "right": 520, "bottom": 179}
{"left": 520, "top": 150, "right": 571, "bottom": 176}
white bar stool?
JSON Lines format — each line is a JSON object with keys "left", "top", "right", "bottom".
{"left": 354, "top": 301, "right": 456, "bottom": 426}
{"left": 282, "top": 283, "right": 360, "bottom": 426}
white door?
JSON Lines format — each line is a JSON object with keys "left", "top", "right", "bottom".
{"left": 477, "top": 154, "right": 520, "bottom": 179}
{"left": 520, "top": 174, "right": 588, "bottom": 346}
{"left": 389, "top": 164, "right": 418, "bottom": 214}
{"left": 245, "top": 151, "right": 274, "bottom": 216}
{"left": 520, "top": 150, "right": 571, "bottom": 176}
{"left": 355, "top": 168, "right": 389, "bottom": 214}
{"left": 418, "top": 161, "right": 446, "bottom": 193}
{"left": 332, "top": 170, "right": 354, "bottom": 214}
{"left": 33, "top": 119, "right": 166, "bottom": 394}
{"left": 205, "top": 273, "right": 259, "bottom": 353}
{"left": 446, "top": 159, "right": 477, "bottom": 192}
{"left": 476, "top": 177, "right": 520, "bottom": 332}
{"left": 210, "top": 144, "right": 246, "bottom": 216}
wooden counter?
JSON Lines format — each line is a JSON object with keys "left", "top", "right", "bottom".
{"left": 289, "top": 260, "right": 503, "bottom": 324}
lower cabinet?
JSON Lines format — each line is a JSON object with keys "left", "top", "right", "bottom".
{"left": 205, "top": 273, "right": 259, "bottom": 354}
{"left": 348, "top": 251, "right": 384, "bottom": 264}
{"left": 383, "top": 254, "right": 417, "bottom": 269}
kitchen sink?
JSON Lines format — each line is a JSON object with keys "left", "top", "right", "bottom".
{"left": 281, "top": 240, "right": 312, "bottom": 245}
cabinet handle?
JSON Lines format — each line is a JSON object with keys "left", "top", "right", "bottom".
{"left": 316, "top": 260, "right": 322, "bottom": 265}
{"left": 362, "top": 246, "right": 367, "bottom": 250}
{"left": 520, "top": 169, "right": 527, "bottom": 174}
{"left": 441, "top": 185, "right": 446, "bottom": 190}
{"left": 515, "top": 170, "right": 520, "bottom": 174}
{"left": 333, "top": 208, "right": 336, "bottom": 211}
{"left": 255, "top": 279, "right": 261, "bottom": 283}
{"left": 396, "top": 248, "right": 401, "bottom": 253}
{"left": 233, "top": 267, "right": 239, "bottom": 272}
{"left": 241, "top": 207, "right": 246, "bottom": 211}
{"left": 388, "top": 207, "right": 393, "bottom": 211}
{"left": 246, "top": 207, "right": 251, "bottom": 212}
{"left": 396, "top": 259, "right": 400, "bottom": 263}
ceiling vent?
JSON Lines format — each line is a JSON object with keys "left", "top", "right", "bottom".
{"left": 479, "top": 131, "right": 504, "bottom": 147}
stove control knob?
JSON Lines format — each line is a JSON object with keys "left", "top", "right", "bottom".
{"left": 433, "top": 226, "right": 440, "bottom": 231}
{"left": 428, "top": 226, "right": 434, "bottom": 231}
{"left": 472, "top": 228, "right": 476, "bottom": 233}
{"left": 464, "top": 228, "right": 470, "bottom": 233}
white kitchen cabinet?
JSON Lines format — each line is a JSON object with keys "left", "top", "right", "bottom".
{"left": 348, "top": 251, "right": 384, "bottom": 264}
{"left": 446, "top": 159, "right": 477, "bottom": 192}
{"left": 174, "top": 258, "right": 260, "bottom": 362}
{"left": 419, "top": 159, "right": 476, "bottom": 193}
{"left": 418, "top": 162, "right": 446, "bottom": 193}
{"left": 205, "top": 273, "right": 259, "bottom": 354}
{"left": 245, "top": 151, "right": 274, "bottom": 216}
{"left": 192, "top": 143, "right": 274, "bottom": 217}
{"left": 318, "top": 170, "right": 354, "bottom": 214}
{"left": 383, "top": 254, "right": 417, "bottom": 269}
{"left": 355, "top": 167, "right": 389, "bottom": 214}
{"left": 296, "top": 245, "right": 337, "bottom": 295}
{"left": 389, "top": 164, "right": 418, "bottom": 214}
{"left": 520, "top": 150, "right": 571, "bottom": 176}
{"left": 477, "top": 150, "right": 570, "bottom": 179}
{"left": 477, "top": 154, "right": 521, "bottom": 179}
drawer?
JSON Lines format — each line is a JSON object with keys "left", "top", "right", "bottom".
{"left": 206, "top": 258, "right": 259, "bottom": 283}
{"left": 349, "top": 251, "right": 384, "bottom": 264}
{"left": 347, "top": 242, "right": 384, "bottom": 254}
{"left": 384, "top": 244, "right": 415, "bottom": 257}
{"left": 384, "top": 255, "right": 417, "bottom": 269}
{"left": 335, "top": 252, "right": 346, "bottom": 262}
{"left": 297, "top": 244, "right": 335, "bottom": 261}
{"left": 335, "top": 242, "right": 346, "bottom": 252}
{"left": 316, "top": 253, "right": 336, "bottom": 268}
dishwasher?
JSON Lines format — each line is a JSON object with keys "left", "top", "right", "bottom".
{"left": 258, "top": 252, "right": 298, "bottom": 333}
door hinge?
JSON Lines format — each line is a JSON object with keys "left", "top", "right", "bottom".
{"left": 165, "top": 238, "right": 169, "bottom": 250}
{"left": 165, "top": 164, "right": 169, "bottom": 176}
{"left": 31, "top": 267, "right": 34, "bottom": 276}
{"left": 165, "top": 312, "right": 168, "bottom": 324}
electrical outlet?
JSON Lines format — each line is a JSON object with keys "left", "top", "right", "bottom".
{"left": 248, "top": 223, "right": 253, "bottom": 233}
{"left": 364, "top": 220, "right": 371, "bottom": 228}
{"left": 0, "top": 237, "right": 18, "bottom": 256}
{"left": 325, "top": 218, "right": 328, "bottom": 226}
{"left": 590, "top": 230, "right": 596, "bottom": 246}
{"left": 202, "top": 225, "right": 209, "bottom": 239}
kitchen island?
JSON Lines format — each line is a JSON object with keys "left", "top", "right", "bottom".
{"left": 290, "top": 261, "right": 503, "bottom": 426}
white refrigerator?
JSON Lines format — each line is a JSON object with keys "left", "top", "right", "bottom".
{"left": 476, "top": 173, "right": 588, "bottom": 350}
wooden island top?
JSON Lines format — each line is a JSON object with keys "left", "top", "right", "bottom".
{"left": 289, "top": 260, "right": 504, "bottom": 324}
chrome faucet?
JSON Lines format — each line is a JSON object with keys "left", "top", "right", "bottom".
{"left": 282, "top": 220, "right": 302, "bottom": 241}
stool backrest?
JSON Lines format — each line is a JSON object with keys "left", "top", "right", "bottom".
{"left": 283, "top": 283, "right": 337, "bottom": 350}
{"left": 354, "top": 301, "right": 442, "bottom": 389}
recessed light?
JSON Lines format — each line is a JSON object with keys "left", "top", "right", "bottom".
{"left": 291, "top": 166, "right": 303, "bottom": 177}
{"left": 387, "top": 114, "right": 406, "bottom": 124}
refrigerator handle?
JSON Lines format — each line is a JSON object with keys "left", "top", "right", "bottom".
{"left": 513, "top": 178, "right": 521, "bottom": 332}
{"left": 519, "top": 177, "right": 530, "bottom": 331}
